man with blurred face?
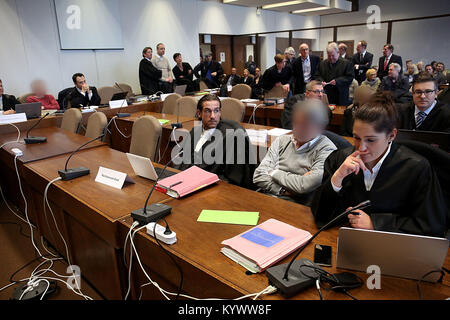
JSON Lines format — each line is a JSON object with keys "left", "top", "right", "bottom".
{"left": 0, "top": 79, "right": 20, "bottom": 115}
{"left": 254, "top": 99, "right": 336, "bottom": 205}
{"left": 314, "top": 42, "right": 354, "bottom": 105}
{"left": 176, "top": 94, "right": 256, "bottom": 188}
{"left": 379, "top": 63, "right": 411, "bottom": 103}
{"left": 292, "top": 43, "right": 320, "bottom": 94}
{"left": 398, "top": 72, "right": 450, "bottom": 132}
{"left": 151, "top": 43, "right": 174, "bottom": 93}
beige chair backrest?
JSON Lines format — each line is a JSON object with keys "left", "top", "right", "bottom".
{"left": 60, "top": 108, "right": 82, "bottom": 133}
{"left": 220, "top": 98, "right": 245, "bottom": 122}
{"left": 18, "top": 93, "right": 33, "bottom": 104}
{"left": 161, "top": 93, "right": 182, "bottom": 114}
{"left": 129, "top": 116, "right": 162, "bottom": 161}
{"left": 98, "top": 86, "right": 116, "bottom": 104}
{"left": 85, "top": 112, "right": 107, "bottom": 139}
{"left": 230, "top": 84, "right": 252, "bottom": 100}
{"left": 116, "top": 83, "right": 134, "bottom": 98}
{"left": 264, "top": 86, "right": 286, "bottom": 99}
{"left": 177, "top": 96, "right": 198, "bottom": 118}
{"left": 199, "top": 81, "right": 209, "bottom": 91}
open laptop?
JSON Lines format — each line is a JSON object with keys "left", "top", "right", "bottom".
{"left": 126, "top": 153, "right": 177, "bottom": 181}
{"left": 174, "top": 85, "right": 187, "bottom": 96}
{"left": 337, "top": 227, "right": 448, "bottom": 282}
{"left": 111, "top": 91, "right": 128, "bottom": 101}
{"left": 15, "top": 102, "right": 42, "bottom": 119}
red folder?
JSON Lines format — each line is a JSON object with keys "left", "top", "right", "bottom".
{"left": 156, "top": 166, "right": 219, "bottom": 198}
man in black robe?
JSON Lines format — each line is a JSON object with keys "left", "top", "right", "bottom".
{"left": 315, "top": 42, "right": 354, "bottom": 105}
{"left": 139, "top": 47, "right": 162, "bottom": 95}
{"left": 260, "top": 54, "right": 294, "bottom": 95}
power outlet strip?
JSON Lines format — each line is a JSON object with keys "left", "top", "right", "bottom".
{"left": 146, "top": 222, "right": 177, "bottom": 245}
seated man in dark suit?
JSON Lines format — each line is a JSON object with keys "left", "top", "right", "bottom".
{"left": 68, "top": 73, "right": 101, "bottom": 108}
{"left": 0, "top": 79, "right": 20, "bottom": 115}
{"left": 175, "top": 94, "right": 256, "bottom": 189}
{"left": 292, "top": 43, "right": 320, "bottom": 94}
{"left": 139, "top": 46, "right": 162, "bottom": 95}
{"left": 377, "top": 43, "right": 403, "bottom": 79}
{"left": 352, "top": 40, "right": 374, "bottom": 84}
{"left": 225, "top": 67, "right": 241, "bottom": 87}
{"left": 378, "top": 63, "right": 411, "bottom": 103}
{"left": 397, "top": 72, "right": 450, "bottom": 132}
{"left": 315, "top": 42, "right": 354, "bottom": 105}
{"left": 260, "top": 54, "right": 294, "bottom": 95}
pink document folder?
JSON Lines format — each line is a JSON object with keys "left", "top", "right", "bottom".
{"left": 221, "top": 218, "right": 312, "bottom": 272}
{"left": 156, "top": 166, "right": 219, "bottom": 198}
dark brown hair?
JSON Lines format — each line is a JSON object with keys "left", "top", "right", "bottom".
{"left": 354, "top": 92, "right": 398, "bottom": 134}
{"left": 142, "top": 47, "right": 152, "bottom": 57}
{"left": 197, "top": 94, "right": 221, "bottom": 112}
{"left": 413, "top": 71, "right": 438, "bottom": 90}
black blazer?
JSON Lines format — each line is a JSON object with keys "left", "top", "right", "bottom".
{"left": 314, "top": 58, "right": 354, "bottom": 105}
{"left": 377, "top": 54, "right": 403, "bottom": 79}
{"left": 225, "top": 74, "right": 241, "bottom": 86}
{"left": 139, "top": 58, "right": 162, "bottom": 95}
{"left": 397, "top": 101, "right": 450, "bottom": 133}
{"left": 200, "top": 61, "right": 224, "bottom": 88}
{"left": 176, "top": 119, "right": 256, "bottom": 189}
{"left": 351, "top": 51, "right": 374, "bottom": 83}
{"left": 172, "top": 62, "right": 194, "bottom": 82}
{"left": 68, "top": 87, "right": 101, "bottom": 108}
{"left": 1, "top": 94, "right": 20, "bottom": 111}
{"left": 260, "top": 64, "right": 294, "bottom": 92}
{"left": 379, "top": 75, "right": 412, "bottom": 103}
{"left": 242, "top": 76, "right": 253, "bottom": 86}
{"left": 292, "top": 55, "right": 320, "bottom": 94}
{"left": 311, "top": 143, "right": 447, "bottom": 237}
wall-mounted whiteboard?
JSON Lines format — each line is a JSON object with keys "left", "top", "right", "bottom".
{"left": 54, "top": 0, "right": 124, "bottom": 50}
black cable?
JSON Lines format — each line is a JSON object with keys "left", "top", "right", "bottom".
{"left": 417, "top": 269, "right": 445, "bottom": 300}
{"left": 9, "top": 254, "right": 53, "bottom": 283}
{"left": 153, "top": 218, "right": 183, "bottom": 300}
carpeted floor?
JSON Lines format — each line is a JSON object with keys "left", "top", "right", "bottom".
{"left": 0, "top": 199, "right": 103, "bottom": 300}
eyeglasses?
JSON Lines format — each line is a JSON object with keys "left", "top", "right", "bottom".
{"left": 413, "top": 89, "right": 436, "bottom": 96}
{"left": 202, "top": 108, "right": 221, "bottom": 115}
{"left": 307, "top": 90, "right": 325, "bottom": 94}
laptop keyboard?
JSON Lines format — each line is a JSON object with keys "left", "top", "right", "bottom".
{"left": 155, "top": 167, "right": 177, "bottom": 179}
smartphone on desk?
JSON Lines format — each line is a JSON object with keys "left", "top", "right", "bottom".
{"left": 314, "top": 244, "right": 332, "bottom": 267}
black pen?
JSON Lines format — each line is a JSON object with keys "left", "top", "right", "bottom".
{"left": 169, "top": 181, "right": 183, "bottom": 188}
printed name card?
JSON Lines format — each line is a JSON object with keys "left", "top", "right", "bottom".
{"left": 0, "top": 112, "right": 27, "bottom": 124}
{"left": 95, "top": 166, "right": 134, "bottom": 189}
{"left": 109, "top": 99, "right": 128, "bottom": 109}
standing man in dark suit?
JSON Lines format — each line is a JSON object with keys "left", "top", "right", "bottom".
{"left": 398, "top": 72, "right": 450, "bottom": 132}
{"left": 338, "top": 43, "right": 353, "bottom": 62}
{"left": 200, "top": 52, "right": 224, "bottom": 88}
{"left": 352, "top": 40, "right": 373, "bottom": 84}
{"left": 261, "top": 54, "right": 294, "bottom": 96}
{"left": 292, "top": 43, "right": 320, "bottom": 94}
{"left": 377, "top": 43, "right": 403, "bottom": 79}
{"left": 0, "top": 79, "right": 20, "bottom": 115}
{"left": 68, "top": 73, "right": 101, "bottom": 108}
{"left": 315, "top": 42, "right": 354, "bottom": 105}
{"left": 139, "top": 47, "right": 163, "bottom": 95}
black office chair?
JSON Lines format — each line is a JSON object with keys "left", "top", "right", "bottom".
{"left": 57, "top": 87, "right": 75, "bottom": 110}
{"left": 323, "top": 130, "right": 352, "bottom": 150}
{"left": 396, "top": 140, "right": 450, "bottom": 230}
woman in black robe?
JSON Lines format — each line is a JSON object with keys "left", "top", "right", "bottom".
{"left": 312, "top": 93, "right": 447, "bottom": 237}
{"left": 172, "top": 53, "right": 195, "bottom": 92}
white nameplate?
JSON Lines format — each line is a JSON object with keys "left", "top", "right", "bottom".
{"left": 109, "top": 99, "right": 128, "bottom": 109}
{"left": 95, "top": 166, "right": 135, "bottom": 189}
{"left": 0, "top": 112, "right": 27, "bottom": 124}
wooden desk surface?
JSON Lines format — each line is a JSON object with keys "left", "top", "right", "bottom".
{"left": 115, "top": 111, "right": 194, "bottom": 127}
{"left": 0, "top": 127, "right": 105, "bottom": 165}
{"left": 119, "top": 180, "right": 450, "bottom": 300}
{"left": 23, "top": 146, "right": 172, "bottom": 222}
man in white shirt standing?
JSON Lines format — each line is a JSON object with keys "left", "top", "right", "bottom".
{"left": 292, "top": 43, "right": 320, "bottom": 94}
{"left": 151, "top": 43, "right": 174, "bottom": 93}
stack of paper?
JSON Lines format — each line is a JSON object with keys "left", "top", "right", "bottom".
{"left": 246, "top": 129, "right": 268, "bottom": 144}
{"left": 268, "top": 128, "right": 291, "bottom": 137}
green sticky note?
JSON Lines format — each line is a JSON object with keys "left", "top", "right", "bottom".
{"left": 158, "top": 119, "right": 170, "bottom": 124}
{"left": 197, "top": 210, "right": 259, "bottom": 226}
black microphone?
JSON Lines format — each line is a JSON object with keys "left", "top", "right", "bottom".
{"left": 266, "top": 200, "right": 371, "bottom": 297}
{"left": 131, "top": 151, "right": 183, "bottom": 226}
{"left": 114, "top": 82, "right": 131, "bottom": 118}
{"left": 24, "top": 112, "right": 50, "bottom": 144}
{"left": 58, "top": 134, "right": 105, "bottom": 181}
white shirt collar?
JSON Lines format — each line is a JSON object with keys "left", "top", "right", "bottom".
{"left": 291, "top": 135, "right": 320, "bottom": 152}
{"left": 145, "top": 57, "right": 151, "bottom": 62}
{"left": 156, "top": 53, "right": 163, "bottom": 60}
{"left": 414, "top": 100, "right": 437, "bottom": 117}
{"left": 386, "top": 53, "right": 392, "bottom": 60}
{"left": 362, "top": 142, "right": 392, "bottom": 191}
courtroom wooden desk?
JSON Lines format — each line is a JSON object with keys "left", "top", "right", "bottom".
{"left": 118, "top": 180, "right": 450, "bottom": 300}
{"left": 109, "top": 111, "right": 195, "bottom": 154}
{"left": 20, "top": 146, "right": 174, "bottom": 299}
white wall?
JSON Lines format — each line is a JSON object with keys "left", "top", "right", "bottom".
{"left": 320, "top": 0, "right": 450, "bottom": 68}
{"left": 0, "top": 0, "right": 320, "bottom": 97}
